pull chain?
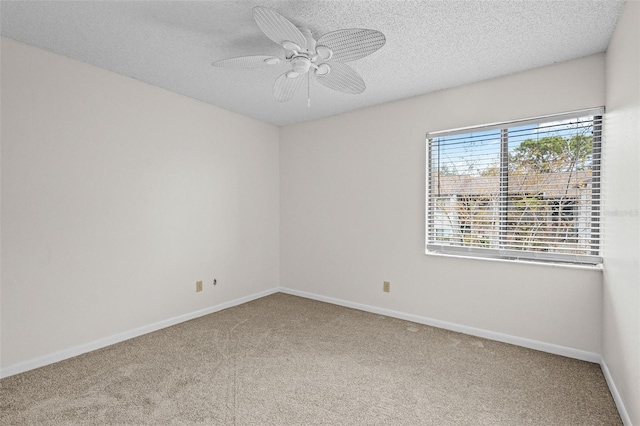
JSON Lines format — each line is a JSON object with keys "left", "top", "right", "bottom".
{"left": 307, "top": 72, "right": 311, "bottom": 108}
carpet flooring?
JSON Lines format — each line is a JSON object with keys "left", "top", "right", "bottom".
{"left": 0, "top": 293, "right": 622, "bottom": 425}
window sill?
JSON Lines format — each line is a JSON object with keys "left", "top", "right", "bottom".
{"left": 425, "top": 251, "right": 603, "bottom": 271}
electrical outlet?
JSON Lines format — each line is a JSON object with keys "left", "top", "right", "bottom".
{"left": 383, "top": 281, "right": 390, "bottom": 292}
{"left": 196, "top": 280, "right": 203, "bottom": 292}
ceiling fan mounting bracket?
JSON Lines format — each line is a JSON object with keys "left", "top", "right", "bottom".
{"left": 264, "top": 57, "right": 280, "bottom": 65}
{"left": 316, "top": 45, "right": 333, "bottom": 61}
{"left": 282, "top": 40, "right": 301, "bottom": 51}
{"left": 315, "top": 63, "right": 331, "bottom": 76}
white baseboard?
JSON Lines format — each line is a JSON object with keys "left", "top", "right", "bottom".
{"left": 600, "top": 359, "right": 632, "bottom": 425}
{"left": 279, "top": 287, "right": 633, "bottom": 424}
{"left": 279, "top": 288, "right": 635, "bottom": 422}
{"left": 278, "top": 287, "right": 602, "bottom": 363}
{"left": 3, "top": 286, "right": 630, "bottom": 425}
{"left": 0, "top": 288, "right": 279, "bottom": 379}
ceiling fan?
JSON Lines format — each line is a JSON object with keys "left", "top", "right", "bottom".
{"left": 212, "top": 6, "right": 386, "bottom": 103}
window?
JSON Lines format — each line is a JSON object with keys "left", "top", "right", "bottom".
{"left": 426, "top": 108, "right": 603, "bottom": 265}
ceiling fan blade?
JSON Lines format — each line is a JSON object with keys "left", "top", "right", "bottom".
{"left": 253, "top": 6, "right": 307, "bottom": 50}
{"left": 316, "top": 29, "right": 386, "bottom": 62}
{"left": 273, "top": 72, "right": 304, "bottom": 102}
{"left": 316, "top": 62, "right": 365, "bottom": 94}
{"left": 212, "top": 55, "right": 280, "bottom": 68}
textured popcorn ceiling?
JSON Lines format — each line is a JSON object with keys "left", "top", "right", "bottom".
{"left": 1, "top": 0, "right": 624, "bottom": 126}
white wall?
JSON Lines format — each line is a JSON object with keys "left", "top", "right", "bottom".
{"left": 603, "top": 1, "right": 640, "bottom": 424}
{"left": 1, "top": 12, "right": 636, "bottom": 422}
{"left": 0, "top": 38, "right": 280, "bottom": 370}
{"left": 281, "top": 54, "right": 606, "bottom": 355}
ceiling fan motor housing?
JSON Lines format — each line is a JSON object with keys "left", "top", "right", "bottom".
{"left": 291, "top": 56, "right": 311, "bottom": 75}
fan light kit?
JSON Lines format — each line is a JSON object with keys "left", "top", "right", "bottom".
{"left": 212, "top": 6, "right": 386, "bottom": 104}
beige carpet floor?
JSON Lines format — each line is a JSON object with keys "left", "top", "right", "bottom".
{"left": 0, "top": 293, "right": 622, "bottom": 425}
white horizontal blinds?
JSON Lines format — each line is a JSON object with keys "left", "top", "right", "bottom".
{"left": 427, "top": 108, "right": 603, "bottom": 265}
{"left": 504, "top": 117, "right": 599, "bottom": 257}
{"left": 429, "top": 129, "right": 502, "bottom": 250}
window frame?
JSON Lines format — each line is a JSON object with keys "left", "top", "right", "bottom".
{"left": 425, "top": 107, "right": 604, "bottom": 266}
